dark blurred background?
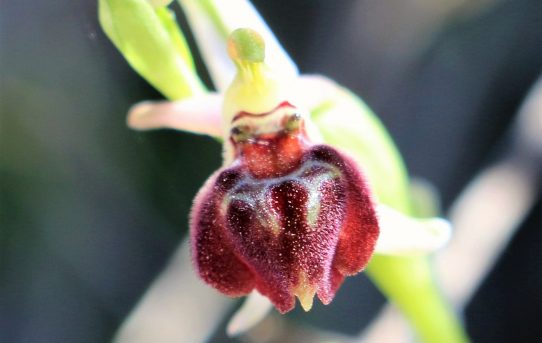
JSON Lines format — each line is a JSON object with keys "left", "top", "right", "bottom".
{"left": 1, "top": 0, "right": 541, "bottom": 342}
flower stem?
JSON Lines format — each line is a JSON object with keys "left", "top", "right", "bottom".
{"left": 367, "top": 256, "right": 469, "bottom": 343}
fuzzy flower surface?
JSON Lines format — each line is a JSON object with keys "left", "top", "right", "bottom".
{"left": 189, "top": 29, "right": 379, "bottom": 313}
{"left": 192, "top": 147, "right": 379, "bottom": 312}
{"left": 99, "top": 1, "right": 466, "bottom": 341}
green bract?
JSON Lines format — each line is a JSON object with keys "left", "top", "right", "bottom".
{"left": 311, "top": 89, "right": 411, "bottom": 214}
{"left": 98, "top": 0, "right": 205, "bottom": 100}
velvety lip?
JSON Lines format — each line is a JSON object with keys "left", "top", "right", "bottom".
{"left": 232, "top": 101, "right": 295, "bottom": 123}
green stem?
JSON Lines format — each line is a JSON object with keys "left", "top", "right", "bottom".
{"left": 367, "top": 257, "right": 469, "bottom": 343}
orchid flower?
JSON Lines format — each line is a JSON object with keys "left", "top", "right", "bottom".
{"left": 99, "top": 1, "right": 469, "bottom": 342}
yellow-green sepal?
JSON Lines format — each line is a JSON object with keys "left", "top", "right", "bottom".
{"left": 310, "top": 88, "right": 412, "bottom": 214}
{"left": 98, "top": 0, "right": 205, "bottom": 100}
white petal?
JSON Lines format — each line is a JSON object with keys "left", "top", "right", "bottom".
{"left": 127, "top": 93, "right": 222, "bottom": 137}
{"left": 226, "top": 291, "right": 273, "bottom": 337}
{"left": 294, "top": 75, "right": 343, "bottom": 110}
{"left": 178, "top": 0, "right": 298, "bottom": 91}
{"left": 374, "top": 205, "right": 452, "bottom": 255}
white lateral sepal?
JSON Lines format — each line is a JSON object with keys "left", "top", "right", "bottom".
{"left": 374, "top": 205, "right": 452, "bottom": 255}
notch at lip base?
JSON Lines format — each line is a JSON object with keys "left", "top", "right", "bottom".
{"left": 232, "top": 101, "right": 296, "bottom": 123}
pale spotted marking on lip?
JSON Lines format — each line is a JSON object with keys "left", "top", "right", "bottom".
{"left": 231, "top": 101, "right": 295, "bottom": 123}
{"left": 220, "top": 161, "right": 342, "bottom": 235}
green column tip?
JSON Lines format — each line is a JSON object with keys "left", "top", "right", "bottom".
{"left": 227, "top": 28, "right": 265, "bottom": 63}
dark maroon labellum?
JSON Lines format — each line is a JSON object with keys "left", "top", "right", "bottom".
{"left": 191, "top": 133, "right": 379, "bottom": 313}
